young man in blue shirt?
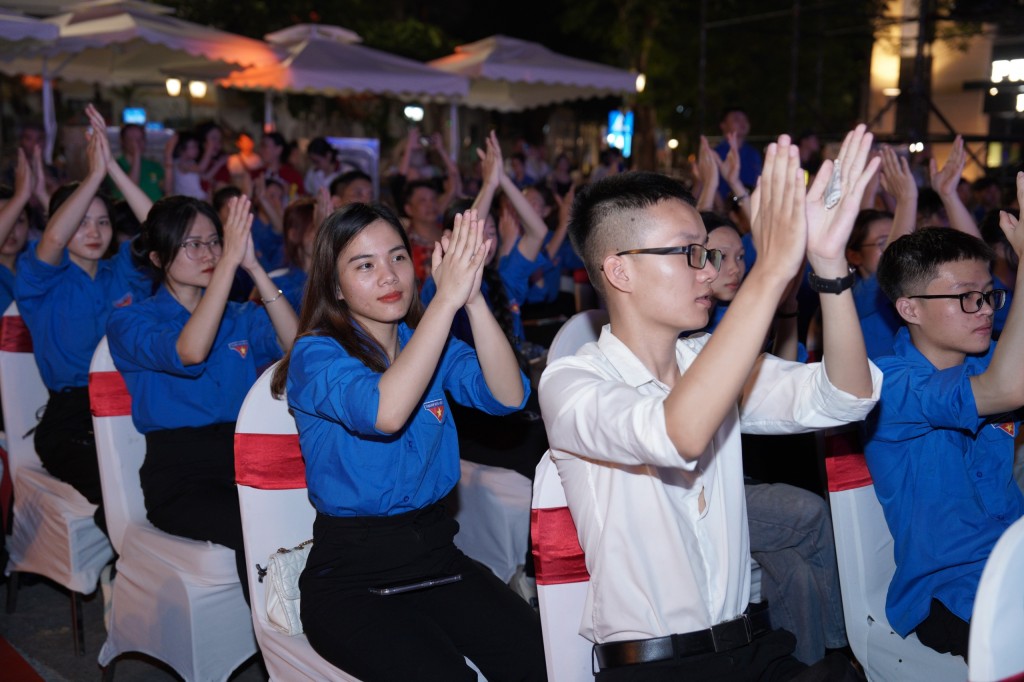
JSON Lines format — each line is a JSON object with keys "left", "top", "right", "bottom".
{"left": 867, "top": 178, "right": 1024, "bottom": 660}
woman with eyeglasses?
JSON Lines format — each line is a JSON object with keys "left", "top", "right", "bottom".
{"left": 845, "top": 208, "right": 902, "bottom": 359}
{"left": 15, "top": 105, "right": 153, "bottom": 536}
{"left": 106, "top": 193, "right": 297, "bottom": 598}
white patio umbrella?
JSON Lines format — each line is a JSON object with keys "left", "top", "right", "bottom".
{"left": 0, "top": 0, "right": 282, "bottom": 161}
{"left": 0, "top": 8, "right": 59, "bottom": 42}
{"left": 218, "top": 23, "right": 468, "bottom": 140}
{"left": 428, "top": 35, "right": 639, "bottom": 113}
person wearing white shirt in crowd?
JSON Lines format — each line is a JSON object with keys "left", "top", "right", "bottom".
{"left": 539, "top": 126, "right": 883, "bottom": 681}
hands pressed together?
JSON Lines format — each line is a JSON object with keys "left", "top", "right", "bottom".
{"left": 752, "top": 124, "right": 880, "bottom": 283}
{"left": 430, "top": 208, "right": 489, "bottom": 311}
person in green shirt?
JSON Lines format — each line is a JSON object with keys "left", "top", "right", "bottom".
{"left": 114, "top": 124, "right": 164, "bottom": 202}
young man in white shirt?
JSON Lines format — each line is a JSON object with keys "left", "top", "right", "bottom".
{"left": 539, "top": 127, "right": 883, "bottom": 681}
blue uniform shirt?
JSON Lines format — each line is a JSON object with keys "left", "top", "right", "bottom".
{"left": 853, "top": 274, "right": 901, "bottom": 360}
{"left": 864, "top": 327, "right": 1024, "bottom": 636}
{"left": 271, "top": 266, "right": 307, "bottom": 313}
{"left": 251, "top": 216, "right": 284, "bottom": 272}
{"left": 0, "top": 263, "right": 14, "bottom": 317}
{"left": 286, "top": 326, "right": 529, "bottom": 517}
{"left": 15, "top": 240, "right": 151, "bottom": 391}
{"left": 107, "top": 286, "right": 282, "bottom": 433}
{"left": 715, "top": 141, "right": 763, "bottom": 198}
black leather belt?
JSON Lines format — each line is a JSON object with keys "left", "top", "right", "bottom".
{"left": 593, "top": 602, "right": 772, "bottom": 671}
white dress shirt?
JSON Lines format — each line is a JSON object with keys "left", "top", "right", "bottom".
{"left": 538, "top": 325, "right": 882, "bottom": 644}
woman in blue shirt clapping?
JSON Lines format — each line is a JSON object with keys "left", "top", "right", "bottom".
{"left": 271, "top": 203, "right": 545, "bottom": 681}
{"left": 107, "top": 193, "right": 297, "bottom": 598}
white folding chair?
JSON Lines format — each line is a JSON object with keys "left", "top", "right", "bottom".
{"left": 969, "top": 515, "right": 1024, "bottom": 682}
{"left": 453, "top": 459, "right": 533, "bottom": 583}
{"left": 823, "top": 432, "right": 968, "bottom": 682}
{"left": 0, "top": 302, "right": 112, "bottom": 655}
{"left": 235, "top": 364, "right": 489, "bottom": 681}
{"left": 89, "top": 337, "right": 257, "bottom": 681}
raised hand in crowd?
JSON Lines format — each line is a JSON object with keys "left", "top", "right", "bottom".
{"left": 693, "top": 135, "right": 720, "bottom": 212}
{"left": 804, "top": 123, "right": 879, "bottom": 397}
{"left": 717, "top": 131, "right": 751, "bottom": 225}
{"left": 0, "top": 149, "right": 34, "bottom": 250}
{"left": 929, "top": 135, "right": 980, "bottom": 237}
{"left": 545, "top": 182, "right": 575, "bottom": 262}
{"left": 879, "top": 144, "right": 918, "bottom": 244}
{"left": 85, "top": 103, "right": 152, "bottom": 223}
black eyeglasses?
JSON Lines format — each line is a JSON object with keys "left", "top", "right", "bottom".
{"left": 612, "top": 244, "right": 724, "bottom": 271}
{"left": 907, "top": 289, "right": 1007, "bottom": 313}
{"left": 180, "top": 237, "right": 223, "bottom": 261}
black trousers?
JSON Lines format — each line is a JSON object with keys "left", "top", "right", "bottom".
{"left": 595, "top": 629, "right": 861, "bottom": 682}
{"left": 35, "top": 387, "right": 106, "bottom": 535}
{"left": 300, "top": 502, "right": 547, "bottom": 682}
{"left": 140, "top": 422, "right": 248, "bottom": 603}
{"left": 915, "top": 598, "right": 970, "bottom": 661}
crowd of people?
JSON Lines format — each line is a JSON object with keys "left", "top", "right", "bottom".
{"left": 0, "top": 101, "right": 1022, "bottom": 681}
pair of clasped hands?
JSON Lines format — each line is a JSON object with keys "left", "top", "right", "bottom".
{"left": 429, "top": 209, "right": 490, "bottom": 314}
{"left": 751, "top": 124, "right": 881, "bottom": 286}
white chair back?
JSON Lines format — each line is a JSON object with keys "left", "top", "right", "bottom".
{"left": 89, "top": 337, "right": 256, "bottom": 681}
{"left": 824, "top": 433, "right": 968, "bottom": 682}
{"left": 234, "top": 363, "right": 359, "bottom": 681}
{"left": 969, "top": 515, "right": 1024, "bottom": 682}
{"left": 88, "top": 337, "right": 147, "bottom": 555}
{"left": 547, "top": 309, "right": 607, "bottom": 361}
{"left": 0, "top": 302, "right": 113, "bottom": 653}
{"left": 532, "top": 454, "right": 594, "bottom": 682}
{"left": 0, "top": 302, "right": 52, "bottom": 480}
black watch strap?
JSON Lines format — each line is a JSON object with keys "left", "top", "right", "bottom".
{"left": 808, "top": 269, "right": 856, "bottom": 294}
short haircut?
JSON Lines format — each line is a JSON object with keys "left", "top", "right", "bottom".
{"left": 306, "top": 136, "right": 336, "bottom": 159}
{"left": 402, "top": 179, "right": 438, "bottom": 207}
{"left": 877, "top": 227, "right": 994, "bottom": 302}
{"left": 720, "top": 106, "right": 747, "bottom": 123}
{"left": 212, "top": 185, "right": 242, "bottom": 213}
{"left": 917, "top": 188, "right": 946, "bottom": 224}
{"left": 569, "top": 171, "right": 695, "bottom": 295}
{"left": 120, "top": 123, "right": 143, "bottom": 142}
{"left": 971, "top": 176, "right": 999, "bottom": 192}
{"left": 330, "top": 170, "right": 372, "bottom": 197}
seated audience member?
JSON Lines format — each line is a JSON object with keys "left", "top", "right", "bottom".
{"left": 116, "top": 122, "right": 164, "bottom": 202}
{"left": 271, "top": 196, "right": 316, "bottom": 311}
{"left": 107, "top": 194, "right": 297, "bottom": 600}
{"left": 866, "top": 202, "right": 1024, "bottom": 660}
{"left": 260, "top": 132, "right": 305, "bottom": 198}
{"left": 402, "top": 179, "right": 444, "bottom": 285}
{"left": 329, "top": 170, "right": 374, "bottom": 209}
{"left": 166, "top": 132, "right": 207, "bottom": 200}
{"left": 0, "top": 151, "right": 35, "bottom": 314}
{"left": 195, "top": 122, "right": 232, "bottom": 198}
{"left": 2, "top": 121, "right": 58, "bottom": 232}
{"left": 715, "top": 107, "right": 762, "bottom": 199}
{"left": 273, "top": 204, "right": 545, "bottom": 681}
{"left": 251, "top": 175, "right": 286, "bottom": 271}
{"left": 227, "top": 131, "right": 264, "bottom": 197}
{"left": 971, "top": 176, "right": 1002, "bottom": 225}
{"left": 539, "top": 128, "right": 882, "bottom": 681}
{"left": 16, "top": 105, "right": 153, "bottom": 534}
{"left": 847, "top": 209, "right": 900, "bottom": 358}
{"left": 304, "top": 137, "right": 341, "bottom": 197}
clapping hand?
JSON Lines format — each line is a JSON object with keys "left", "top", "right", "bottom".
{"left": 430, "top": 209, "right": 489, "bottom": 310}
{"left": 805, "top": 124, "right": 880, "bottom": 273}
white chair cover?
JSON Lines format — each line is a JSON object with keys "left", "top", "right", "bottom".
{"left": 1, "top": 303, "right": 112, "bottom": 595}
{"left": 235, "top": 364, "right": 490, "bottom": 681}
{"left": 969, "top": 515, "right": 1024, "bottom": 682}
{"left": 823, "top": 436, "right": 968, "bottom": 681}
{"left": 89, "top": 337, "right": 256, "bottom": 681}
{"left": 453, "top": 460, "right": 532, "bottom": 583}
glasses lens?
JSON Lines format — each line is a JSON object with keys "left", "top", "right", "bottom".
{"left": 686, "top": 245, "right": 705, "bottom": 269}
{"left": 208, "top": 237, "right": 223, "bottom": 255}
{"left": 989, "top": 289, "right": 1007, "bottom": 311}
{"left": 706, "top": 249, "right": 724, "bottom": 271}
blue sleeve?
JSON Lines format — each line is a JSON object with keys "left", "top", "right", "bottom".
{"left": 498, "top": 246, "right": 537, "bottom": 306}
{"left": 871, "top": 359, "right": 985, "bottom": 441}
{"left": 241, "top": 302, "right": 283, "bottom": 366}
{"left": 741, "top": 232, "right": 757, "bottom": 272}
{"left": 251, "top": 218, "right": 284, "bottom": 271}
{"left": 107, "top": 304, "right": 202, "bottom": 378}
{"left": 16, "top": 241, "right": 69, "bottom": 301}
{"left": 113, "top": 238, "right": 154, "bottom": 300}
{"left": 420, "top": 276, "right": 437, "bottom": 308}
{"left": 440, "top": 335, "right": 529, "bottom": 415}
{"left": 554, "top": 238, "right": 585, "bottom": 270}
{"left": 286, "top": 336, "right": 385, "bottom": 436}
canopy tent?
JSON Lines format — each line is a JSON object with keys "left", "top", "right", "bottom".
{"left": 0, "top": 9, "right": 59, "bottom": 42}
{"left": 218, "top": 23, "right": 468, "bottom": 140}
{"left": 428, "top": 35, "right": 638, "bottom": 112}
{"left": 220, "top": 24, "right": 467, "bottom": 101}
{"left": 0, "top": 0, "right": 282, "bottom": 160}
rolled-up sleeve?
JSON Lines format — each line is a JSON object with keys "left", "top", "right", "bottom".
{"left": 739, "top": 355, "right": 883, "bottom": 434}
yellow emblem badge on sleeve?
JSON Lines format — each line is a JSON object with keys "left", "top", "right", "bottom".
{"left": 423, "top": 398, "right": 445, "bottom": 423}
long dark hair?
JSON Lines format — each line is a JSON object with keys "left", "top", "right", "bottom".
{"left": 270, "top": 203, "right": 423, "bottom": 396}
{"left": 133, "top": 195, "right": 222, "bottom": 285}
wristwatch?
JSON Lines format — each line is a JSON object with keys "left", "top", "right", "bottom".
{"left": 808, "top": 269, "right": 856, "bottom": 294}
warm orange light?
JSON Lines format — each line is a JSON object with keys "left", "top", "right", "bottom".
{"left": 21, "top": 75, "right": 43, "bottom": 92}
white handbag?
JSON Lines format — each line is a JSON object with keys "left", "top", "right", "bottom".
{"left": 259, "top": 539, "right": 312, "bottom": 636}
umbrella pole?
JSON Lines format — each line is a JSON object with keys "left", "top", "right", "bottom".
{"left": 448, "top": 102, "right": 459, "bottom": 164}
{"left": 264, "top": 91, "right": 275, "bottom": 133}
{"left": 43, "top": 57, "right": 56, "bottom": 165}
